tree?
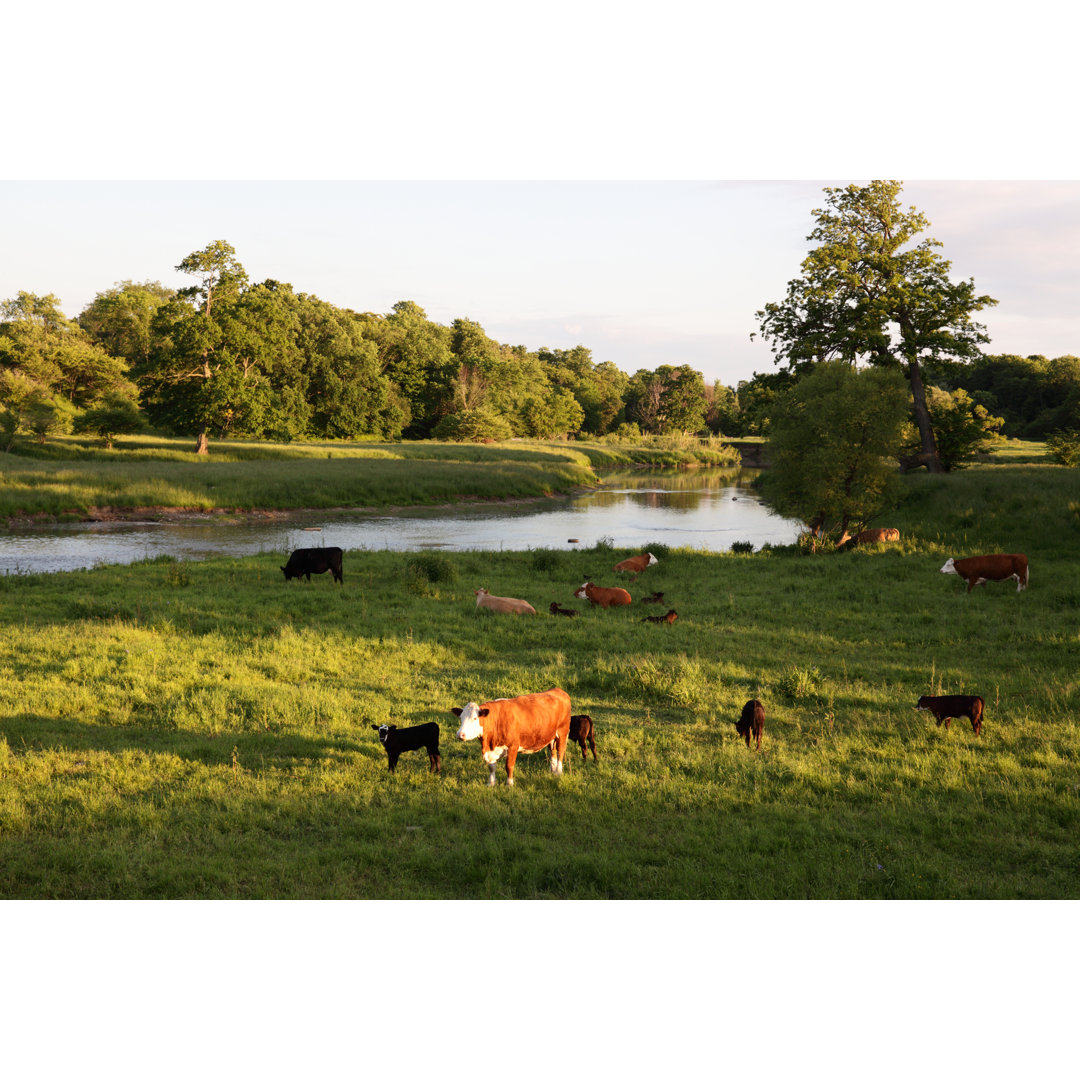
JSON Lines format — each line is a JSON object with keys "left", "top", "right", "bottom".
{"left": 72, "top": 396, "right": 148, "bottom": 448}
{"left": 755, "top": 181, "right": 997, "bottom": 473}
{"left": 762, "top": 362, "right": 910, "bottom": 548}
{"left": 625, "top": 364, "right": 708, "bottom": 434}
{"left": 79, "top": 280, "right": 175, "bottom": 366}
{"left": 902, "top": 386, "right": 1004, "bottom": 470}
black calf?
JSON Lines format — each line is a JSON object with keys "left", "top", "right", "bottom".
{"left": 372, "top": 722, "right": 442, "bottom": 773}
{"left": 735, "top": 699, "right": 765, "bottom": 750}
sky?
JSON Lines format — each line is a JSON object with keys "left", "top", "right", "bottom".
{"left": 5, "top": 1, "right": 1074, "bottom": 1069}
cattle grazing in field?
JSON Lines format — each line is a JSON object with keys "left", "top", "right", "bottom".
{"left": 549, "top": 602, "right": 578, "bottom": 617}
{"left": 451, "top": 687, "right": 572, "bottom": 786}
{"left": 915, "top": 694, "right": 985, "bottom": 736}
{"left": 569, "top": 713, "right": 597, "bottom": 762}
{"left": 642, "top": 609, "right": 678, "bottom": 624}
{"left": 845, "top": 528, "right": 900, "bottom": 547}
{"left": 640, "top": 591, "right": 665, "bottom": 605}
{"left": 474, "top": 588, "right": 537, "bottom": 615}
{"left": 371, "top": 722, "right": 442, "bottom": 773}
{"left": 614, "top": 552, "right": 658, "bottom": 575}
{"left": 940, "top": 553, "right": 1028, "bottom": 593}
{"left": 281, "top": 546, "right": 343, "bottom": 584}
{"left": 735, "top": 699, "right": 765, "bottom": 750}
{"left": 574, "top": 581, "right": 632, "bottom": 608}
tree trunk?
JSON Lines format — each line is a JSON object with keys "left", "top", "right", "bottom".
{"left": 195, "top": 426, "right": 209, "bottom": 455}
{"left": 906, "top": 357, "right": 944, "bottom": 474}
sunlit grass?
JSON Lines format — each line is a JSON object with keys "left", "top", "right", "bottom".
{"left": 1, "top": 454, "right": 1078, "bottom": 898}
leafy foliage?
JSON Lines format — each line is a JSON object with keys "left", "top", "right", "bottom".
{"left": 1046, "top": 429, "right": 1080, "bottom": 467}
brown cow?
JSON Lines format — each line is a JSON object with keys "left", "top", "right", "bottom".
{"left": 569, "top": 713, "right": 597, "bottom": 762}
{"left": 915, "top": 694, "right": 984, "bottom": 736}
{"left": 452, "top": 687, "right": 572, "bottom": 786}
{"left": 574, "top": 581, "right": 632, "bottom": 608}
{"left": 940, "top": 554, "right": 1028, "bottom": 593}
{"left": 847, "top": 528, "right": 900, "bottom": 546}
{"left": 735, "top": 699, "right": 765, "bottom": 750}
{"left": 614, "top": 552, "right": 658, "bottom": 574}
{"left": 474, "top": 588, "right": 537, "bottom": 614}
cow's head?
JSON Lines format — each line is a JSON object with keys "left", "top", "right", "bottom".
{"left": 372, "top": 724, "right": 395, "bottom": 743}
{"left": 573, "top": 582, "right": 591, "bottom": 599}
{"left": 475, "top": 588, "right": 489, "bottom": 598}
{"left": 451, "top": 702, "right": 489, "bottom": 741}
{"left": 914, "top": 697, "right": 932, "bottom": 711}
{"left": 645, "top": 553, "right": 658, "bottom": 566}
{"left": 940, "top": 559, "right": 957, "bottom": 575}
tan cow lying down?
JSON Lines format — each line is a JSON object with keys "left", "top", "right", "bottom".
{"left": 848, "top": 528, "right": 900, "bottom": 546}
{"left": 614, "top": 552, "right": 658, "bottom": 574}
{"left": 452, "top": 687, "right": 572, "bottom": 786}
{"left": 574, "top": 581, "right": 632, "bottom": 608}
{"left": 940, "top": 553, "right": 1029, "bottom": 593}
{"left": 474, "top": 588, "right": 536, "bottom": 614}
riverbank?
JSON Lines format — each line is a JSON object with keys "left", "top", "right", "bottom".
{"left": 0, "top": 434, "right": 738, "bottom": 523}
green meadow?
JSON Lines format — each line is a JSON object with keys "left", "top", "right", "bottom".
{"left": 0, "top": 441, "right": 1077, "bottom": 898}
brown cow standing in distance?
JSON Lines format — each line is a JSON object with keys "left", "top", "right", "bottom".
{"left": 940, "top": 554, "right": 1028, "bottom": 593}
{"left": 735, "top": 699, "right": 765, "bottom": 750}
{"left": 915, "top": 694, "right": 985, "bottom": 736}
{"left": 569, "top": 714, "right": 597, "bottom": 762}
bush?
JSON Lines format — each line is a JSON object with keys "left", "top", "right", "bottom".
{"left": 730, "top": 541, "right": 754, "bottom": 554}
{"left": 406, "top": 553, "right": 458, "bottom": 585}
{"left": 1046, "top": 430, "right": 1080, "bottom": 467}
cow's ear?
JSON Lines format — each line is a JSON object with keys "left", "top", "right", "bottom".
{"left": 479, "top": 708, "right": 489, "bottom": 717}
{"left": 450, "top": 707, "right": 462, "bottom": 717}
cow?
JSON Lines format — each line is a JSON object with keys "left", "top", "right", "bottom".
{"left": 642, "top": 609, "right": 678, "bottom": 625}
{"left": 614, "top": 552, "right": 658, "bottom": 575}
{"left": 451, "top": 687, "right": 572, "bottom": 786}
{"left": 371, "top": 722, "right": 442, "bottom": 773}
{"left": 735, "top": 699, "right": 765, "bottom": 750}
{"left": 640, "top": 591, "right": 665, "bottom": 605}
{"left": 940, "top": 553, "right": 1029, "bottom": 593}
{"left": 474, "top": 588, "right": 537, "bottom": 615}
{"left": 549, "top": 602, "right": 578, "bottom": 617}
{"left": 846, "top": 528, "right": 900, "bottom": 546}
{"left": 915, "top": 694, "right": 984, "bottom": 736}
{"left": 569, "top": 713, "right": 597, "bottom": 762}
{"left": 281, "top": 546, "right": 343, "bottom": 584}
{"left": 574, "top": 581, "right": 632, "bottom": 608}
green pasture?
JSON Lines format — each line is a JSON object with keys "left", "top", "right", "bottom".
{"left": 0, "top": 451, "right": 1078, "bottom": 898}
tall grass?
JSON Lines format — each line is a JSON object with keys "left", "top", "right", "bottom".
{"left": 0, "top": 460, "right": 1077, "bottom": 898}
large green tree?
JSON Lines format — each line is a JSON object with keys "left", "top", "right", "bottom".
{"left": 755, "top": 181, "right": 997, "bottom": 473}
{"left": 762, "top": 361, "right": 910, "bottom": 547}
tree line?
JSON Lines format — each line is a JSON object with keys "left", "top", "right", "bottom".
{"left": 1, "top": 240, "right": 718, "bottom": 453}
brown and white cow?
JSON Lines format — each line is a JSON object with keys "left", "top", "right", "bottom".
{"left": 474, "top": 588, "right": 537, "bottom": 615}
{"left": 847, "top": 528, "right": 900, "bottom": 546}
{"left": 940, "top": 554, "right": 1029, "bottom": 593}
{"left": 614, "top": 552, "right": 658, "bottom": 575}
{"left": 574, "top": 581, "right": 632, "bottom": 608}
{"left": 451, "top": 687, "right": 572, "bottom": 786}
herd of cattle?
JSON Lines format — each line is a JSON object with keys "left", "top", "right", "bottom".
{"left": 280, "top": 536, "right": 1029, "bottom": 786}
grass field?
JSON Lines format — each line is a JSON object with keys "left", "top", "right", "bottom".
{"left": 1, "top": 444, "right": 1077, "bottom": 898}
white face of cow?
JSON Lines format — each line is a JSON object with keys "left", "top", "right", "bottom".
{"left": 454, "top": 702, "right": 486, "bottom": 741}
{"left": 574, "top": 583, "right": 589, "bottom": 599}
{"left": 940, "top": 559, "right": 957, "bottom": 575}
{"left": 646, "top": 553, "right": 657, "bottom": 566}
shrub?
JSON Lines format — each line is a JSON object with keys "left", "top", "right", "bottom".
{"left": 406, "top": 553, "right": 458, "bottom": 585}
{"left": 1046, "top": 430, "right": 1080, "bottom": 467}
{"left": 730, "top": 541, "right": 754, "bottom": 554}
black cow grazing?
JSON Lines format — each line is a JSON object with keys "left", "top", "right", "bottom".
{"left": 640, "top": 591, "right": 665, "bottom": 605}
{"left": 915, "top": 694, "right": 985, "bottom": 736}
{"left": 642, "top": 609, "right": 677, "bottom": 624}
{"left": 371, "top": 722, "right": 442, "bottom": 773}
{"left": 281, "top": 546, "right": 343, "bottom": 584}
{"left": 550, "top": 602, "right": 578, "bottom": 617}
{"left": 569, "top": 713, "right": 597, "bottom": 762}
{"left": 735, "top": 698, "right": 765, "bottom": 750}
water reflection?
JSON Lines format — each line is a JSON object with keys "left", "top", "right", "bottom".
{"left": 0, "top": 468, "right": 800, "bottom": 574}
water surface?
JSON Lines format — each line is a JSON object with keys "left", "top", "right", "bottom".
{"left": 0, "top": 468, "right": 800, "bottom": 574}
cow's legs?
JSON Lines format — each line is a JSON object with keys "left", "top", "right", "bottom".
{"left": 505, "top": 747, "right": 519, "bottom": 785}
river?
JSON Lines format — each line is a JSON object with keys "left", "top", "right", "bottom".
{"left": 0, "top": 468, "right": 801, "bottom": 574}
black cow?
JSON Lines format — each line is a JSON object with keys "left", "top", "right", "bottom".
{"left": 372, "top": 722, "right": 442, "bottom": 773}
{"left": 281, "top": 546, "right": 343, "bottom": 584}
{"left": 569, "top": 713, "right": 597, "bottom": 762}
{"left": 735, "top": 699, "right": 765, "bottom": 750}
